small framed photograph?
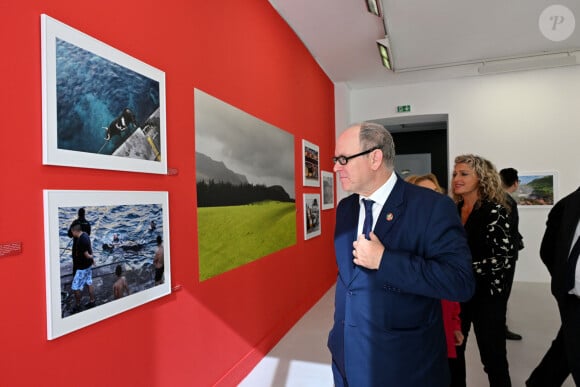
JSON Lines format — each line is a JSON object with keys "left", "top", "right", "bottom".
{"left": 321, "top": 170, "right": 335, "bottom": 210}
{"left": 41, "top": 14, "right": 167, "bottom": 174}
{"left": 514, "top": 171, "right": 557, "bottom": 207}
{"left": 304, "top": 193, "right": 321, "bottom": 240}
{"left": 43, "top": 190, "right": 171, "bottom": 339}
{"left": 302, "top": 140, "right": 320, "bottom": 187}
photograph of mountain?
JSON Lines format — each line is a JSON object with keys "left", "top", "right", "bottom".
{"left": 514, "top": 172, "right": 556, "bottom": 207}
{"left": 194, "top": 89, "right": 296, "bottom": 281}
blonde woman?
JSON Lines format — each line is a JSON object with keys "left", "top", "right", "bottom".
{"left": 451, "top": 154, "right": 515, "bottom": 387}
{"left": 414, "top": 173, "right": 446, "bottom": 193}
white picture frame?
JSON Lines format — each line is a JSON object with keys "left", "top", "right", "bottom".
{"left": 304, "top": 193, "right": 321, "bottom": 239}
{"left": 321, "top": 170, "right": 335, "bottom": 210}
{"left": 302, "top": 139, "right": 320, "bottom": 187}
{"left": 43, "top": 190, "right": 171, "bottom": 339}
{"left": 41, "top": 14, "right": 167, "bottom": 174}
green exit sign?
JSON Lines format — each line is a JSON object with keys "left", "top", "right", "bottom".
{"left": 397, "top": 105, "right": 411, "bottom": 113}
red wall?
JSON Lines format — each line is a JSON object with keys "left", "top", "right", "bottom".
{"left": 0, "top": 1, "right": 336, "bottom": 385}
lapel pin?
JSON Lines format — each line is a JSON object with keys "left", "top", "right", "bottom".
{"left": 386, "top": 212, "right": 394, "bottom": 221}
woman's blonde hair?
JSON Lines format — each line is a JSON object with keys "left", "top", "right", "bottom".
{"left": 406, "top": 173, "right": 444, "bottom": 193}
{"left": 452, "top": 154, "right": 508, "bottom": 209}
{"left": 405, "top": 174, "right": 419, "bottom": 184}
{"left": 417, "top": 173, "right": 444, "bottom": 193}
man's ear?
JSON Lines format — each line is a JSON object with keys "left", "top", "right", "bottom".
{"left": 370, "top": 149, "right": 383, "bottom": 170}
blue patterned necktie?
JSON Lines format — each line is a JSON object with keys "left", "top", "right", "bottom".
{"left": 362, "top": 199, "right": 374, "bottom": 240}
{"left": 566, "top": 235, "right": 580, "bottom": 291}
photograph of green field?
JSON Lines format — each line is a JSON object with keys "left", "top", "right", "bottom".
{"left": 195, "top": 89, "right": 296, "bottom": 281}
{"left": 198, "top": 201, "right": 296, "bottom": 281}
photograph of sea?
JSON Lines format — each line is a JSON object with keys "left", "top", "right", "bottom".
{"left": 58, "top": 203, "right": 163, "bottom": 318}
{"left": 55, "top": 38, "right": 161, "bottom": 159}
{"left": 515, "top": 173, "right": 555, "bottom": 206}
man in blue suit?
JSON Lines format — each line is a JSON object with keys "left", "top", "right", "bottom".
{"left": 526, "top": 187, "right": 580, "bottom": 386}
{"left": 327, "top": 122, "right": 475, "bottom": 386}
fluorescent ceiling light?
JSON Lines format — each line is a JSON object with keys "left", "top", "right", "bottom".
{"left": 377, "top": 37, "right": 392, "bottom": 70}
{"left": 365, "top": 0, "right": 382, "bottom": 17}
{"left": 478, "top": 53, "right": 577, "bottom": 74}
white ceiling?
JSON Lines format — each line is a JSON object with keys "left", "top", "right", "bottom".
{"left": 268, "top": 0, "right": 580, "bottom": 89}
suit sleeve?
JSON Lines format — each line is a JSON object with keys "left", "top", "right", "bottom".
{"left": 508, "top": 197, "right": 524, "bottom": 250}
{"left": 375, "top": 196, "right": 475, "bottom": 302}
{"left": 540, "top": 200, "right": 564, "bottom": 275}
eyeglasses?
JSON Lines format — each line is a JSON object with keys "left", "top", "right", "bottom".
{"left": 333, "top": 146, "right": 380, "bottom": 165}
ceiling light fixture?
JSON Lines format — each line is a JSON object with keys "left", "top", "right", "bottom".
{"left": 365, "top": 0, "right": 382, "bottom": 17}
{"left": 376, "top": 36, "right": 393, "bottom": 70}
{"left": 478, "top": 53, "right": 577, "bottom": 74}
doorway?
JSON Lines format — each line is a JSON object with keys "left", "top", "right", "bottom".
{"left": 371, "top": 114, "right": 449, "bottom": 192}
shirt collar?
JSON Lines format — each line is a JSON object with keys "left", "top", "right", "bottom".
{"left": 360, "top": 172, "right": 397, "bottom": 207}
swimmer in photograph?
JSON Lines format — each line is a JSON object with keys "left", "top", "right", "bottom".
{"left": 104, "top": 108, "right": 138, "bottom": 140}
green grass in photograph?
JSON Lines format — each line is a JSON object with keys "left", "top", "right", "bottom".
{"left": 198, "top": 201, "right": 296, "bottom": 281}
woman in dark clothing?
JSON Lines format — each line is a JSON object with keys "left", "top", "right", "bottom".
{"left": 450, "top": 154, "right": 515, "bottom": 387}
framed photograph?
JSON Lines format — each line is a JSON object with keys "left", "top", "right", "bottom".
{"left": 195, "top": 89, "right": 296, "bottom": 281}
{"left": 304, "top": 193, "right": 321, "bottom": 240}
{"left": 321, "top": 170, "right": 335, "bottom": 210}
{"left": 302, "top": 139, "right": 320, "bottom": 187}
{"left": 514, "top": 171, "right": 557, "bottom": 207}
{"left": 41, "top": 14, "right": 167, "bottom": 174}
{"left": 43, "top": 190, "right": 171, "bottom": 339}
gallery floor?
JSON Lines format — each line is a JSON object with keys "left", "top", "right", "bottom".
{"left": 239, "top": 282, "right": 575, "bottom": 386}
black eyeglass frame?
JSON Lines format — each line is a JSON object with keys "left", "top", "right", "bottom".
{"left": 333, "top": 146, "right": 380, "bottom": 166}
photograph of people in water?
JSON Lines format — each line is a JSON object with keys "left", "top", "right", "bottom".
{"left": 44, "top": 190, "right": 171, "bottom": 339}
{"left": 59, "top": 203, "right": 164, "bottom": 317}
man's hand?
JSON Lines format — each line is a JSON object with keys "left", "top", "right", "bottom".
{"left": 352, "top": 232, "right": 385, "bottom": 270}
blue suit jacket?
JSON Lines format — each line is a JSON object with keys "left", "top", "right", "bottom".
{"left": 540, "top": 187, "right": 580, "bottom": 299}
{"left": 328, "top": 178, "right": 474, "bottom": 387}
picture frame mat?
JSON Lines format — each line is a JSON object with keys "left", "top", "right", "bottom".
{"left": 41, "top": 14, "right": 167, "bottom": 174}
{"left": 303, "top": 193, "right": 321, "bottom": 240}
{"left": 43, "top": 190, "right": 171, "bottom": 339}
{"left": 321, "top": 170, "right": 335, "bottom": 210}
{"left": 302, "top": 139, "right": 320, "bottom": 187}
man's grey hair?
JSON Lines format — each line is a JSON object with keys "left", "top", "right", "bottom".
{"left": 359, "top": 122, "right": 396, "bottom": 169}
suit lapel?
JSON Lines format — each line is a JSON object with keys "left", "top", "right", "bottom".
{"left": 336, "top": 196, "right": 360, "bottom": 285}
{"left": 374, "top": 177, "right": 405, "bottom": 240}
{"left": 562, "top": 193, "right": 580, "bottom": 254}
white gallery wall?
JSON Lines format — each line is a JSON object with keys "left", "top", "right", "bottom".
{"left": 336, "top": 64, "right": 580, "bottom": 283}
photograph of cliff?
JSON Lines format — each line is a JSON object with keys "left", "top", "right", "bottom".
{"left": 194, "top": 89, "right": 296, "bottom": 281}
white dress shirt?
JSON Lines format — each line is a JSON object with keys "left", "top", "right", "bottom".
{"left": 569, "top": 219, "right": 580, "bottom": 297}
{"left": 357, "top": 172, "right": 397, "bottom": 237}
